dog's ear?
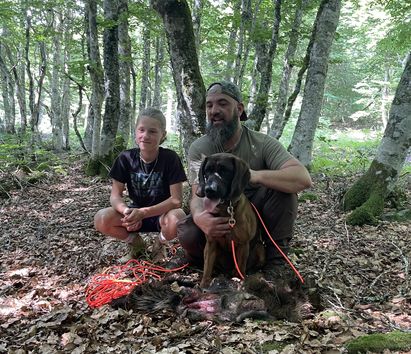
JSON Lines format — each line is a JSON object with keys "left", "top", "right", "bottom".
{"left": 196, "top": 156, "right": 208, "bottom": 197}
{"left": 228, "top": 156, "right": 250, "bottom": 199}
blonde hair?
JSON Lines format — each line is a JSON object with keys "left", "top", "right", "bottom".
{"left": 136, "top": 107, "right": 167, "bottom": 144}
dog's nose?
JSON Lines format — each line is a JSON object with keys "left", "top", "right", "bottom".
{"left": 204, "top": 182, "right": 219, "bottom": 199}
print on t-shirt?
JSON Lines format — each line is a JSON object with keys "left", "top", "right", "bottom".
{"left": 131, "top": 170, "right": 164, "bottom": 200}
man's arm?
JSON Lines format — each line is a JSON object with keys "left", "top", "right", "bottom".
{"left": 249, "top": 158, "right": 312, "bottom": 193}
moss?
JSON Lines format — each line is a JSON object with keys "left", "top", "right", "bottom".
{"left": 347, "top": 189, "right": 385, "bottom": 226}
{"left": 343, "top": 161, "right": 398, "bottom": 226}
{"left": 37, "top": 162, "right": 51, "bottom": 171}
{"left": 345, "top": 331, "right": 411, "bottom": 354}
{"left": 343, "top": 177, "right": 371, "bottom": 211}
{"left": 27, "top": 170, "right": 46, "bottom": 183}
{"left": 299, "top": 192, "right": 319, "bottom": 202}
{"left": 260, "top": 340, "right": 289, "bottom": 352}
{"left": 114, "top": 135, "right": 127, "bottom": 156}
{"left": 343, "top": 161, "right": 396, "bottom": 212}
{"left": 85, "top": 158, "right": 101, "bottom": 177}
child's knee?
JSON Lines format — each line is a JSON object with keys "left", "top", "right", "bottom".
{"left": 94, "top": 210, "right": 103, "bottom": 231}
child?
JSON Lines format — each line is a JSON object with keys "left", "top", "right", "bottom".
{"left": 94, "top": 107, "right": 187, "bottom": 260}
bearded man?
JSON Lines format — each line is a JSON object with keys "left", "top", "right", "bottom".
{"left": 176, "top": 81, "right": 312, "bottom": 274}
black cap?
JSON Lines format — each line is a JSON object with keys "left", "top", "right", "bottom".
{"left": 206, "top": 81, "right": 248, "bottom": 121}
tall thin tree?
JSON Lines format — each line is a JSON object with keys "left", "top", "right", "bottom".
{"left": 288, "top": 0, "right": 342, "bottom": 166}
{"left": 100, "top": 0, "right": 120, "bottom": 160}
{"left": 151, "top": 0, "right": 206, "bottom": 156}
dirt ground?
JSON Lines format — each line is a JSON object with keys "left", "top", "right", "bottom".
{"left": 1, "top": 158, "right": 410, "bottom": 353}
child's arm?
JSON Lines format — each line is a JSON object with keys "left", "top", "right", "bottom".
{"left": 110, "top": 180, "right": 128, "bottom": 215}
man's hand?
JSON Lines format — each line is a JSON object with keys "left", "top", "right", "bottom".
{"left": 193, "top": 210, "right": 231, "bottom": 238}
{"left": 121, "top": 207, "right": 144, "bottom": 232}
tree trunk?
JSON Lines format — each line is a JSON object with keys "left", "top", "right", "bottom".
{"left": 61, "top": 9, "right": 73, "bottom": 151}
{"left": 270, "top": 0, "right": 308, "bottom": 139}
{"left": 246, "top": 0, "right": 282, "bottom": 132}
{"left": 85, "top": 0, "right": 104, "bottom": 157}
{"left": 130, "top": 65, "right": 137, "bottom": 139}
{"left": 247, "top": 55, "right": 259, "bottom": 112}
{"left": 25, "top": 12, "right": 36, "bottom": 133}
{"left": 381, "top": 64, "right": 390, "bottom": 128}
{"left": 224, "top": 0, "right": 241, "bottom": 82}
{"left": 152, "top": 34, "right": 165, "bottom": 109}
{"left": 151, "top": 0, "right": 206, "bottom": 156}
{"left": 51, "top": 12, "right": 64, "bottom": 151}
{"left": 139, "top": 27, "right": 151, "bottom": 111}
{"left": 343, "top": 51, "right": 411, "bottom": 226}
{"left": 118, "top": 0, "right": 132, "bottom": 146}
{"left": 32, "top": 42, "right": 47, "bottom": 136}
{"left": 61, "top": 33, "right": 71, "bottom": 151}
{"left": 288, "top": 0, "right": 341, "bottom": 166}
{"left": 192, "top": 0, "right": 203, "bottom": 52}
{"left": 0, "top": 43, "right": 15, "bottom": 134}
{"left": 237, "top": 0, "right": 262, "bottom": 90}
{"left": 18, "top": 6, "right": 28, "bottom": 133}
{"left": 233, "top": 0, "right": 251, "bottom": 86}
{"left": 100, "top": 0, "right": 120, "bottom": 160}
{"left": 5, "top": 44, "right": 27, "bottom": 134}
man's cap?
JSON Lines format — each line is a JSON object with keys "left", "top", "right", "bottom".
{"left": 206, "top": 81, "right": 248, "bottom": 121}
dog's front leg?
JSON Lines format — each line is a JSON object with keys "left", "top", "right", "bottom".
{"left": 234, "top": 243, "right": 250, "bottom": 279}
{"left": 201, "top": 240, "right": 217, "bottom": 288}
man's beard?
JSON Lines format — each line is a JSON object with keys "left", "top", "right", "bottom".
{"left": 206, "top": 112, "right": 239, "bottom": 148}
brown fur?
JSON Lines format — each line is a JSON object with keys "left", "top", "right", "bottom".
{"left": 196, "top": 153, "right": 265, "bottom": 288}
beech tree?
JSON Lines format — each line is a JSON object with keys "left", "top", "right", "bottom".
{"left": 245, "top": 0, "right": 282, "bottom": 131}
{"left": 99, "top": 0, "right": 120, "bottom": 161}
{"left": 85, "top": 0, "right": 104, "bottom": 156}
{"left": 151, "top": 0, "right": 206, "bottom": 156}
{"left": 288, "top": 0, "right": 342, "bottom": 167}
{"left": 117, "top": 0, "right": 132, "bottom": 145}
{"left": 343, "top": 51, "right": 411, "bottom": 226}
{"left": 270, "top": 0, "right": 308, "bottom": 139}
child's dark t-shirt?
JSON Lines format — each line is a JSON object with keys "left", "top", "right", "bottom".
{"left": 109, "top": 147, "right": 187, "bottom": 208}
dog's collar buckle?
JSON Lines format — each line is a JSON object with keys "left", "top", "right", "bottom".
{"left": 227, "top": 201, "right": 236, "bottom": 228}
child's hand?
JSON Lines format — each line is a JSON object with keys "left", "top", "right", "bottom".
{"left": 121, "top": 208, "right": 145, "bottom": 231}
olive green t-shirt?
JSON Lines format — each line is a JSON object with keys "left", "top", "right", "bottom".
{"left": 188, "top": 126, "right": 293, "bottom": 188}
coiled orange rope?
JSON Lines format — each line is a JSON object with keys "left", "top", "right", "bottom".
{"left": 86, "top": 259, "right": 187, "bottom": 308}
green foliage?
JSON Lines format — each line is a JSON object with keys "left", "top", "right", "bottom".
{"left": 299, "top": 192, "right": 319, "bottom": 202}
{"left": 0, "top": 133, "right": 63, "bottom": 172}
{"left": 163, "top": 132, "right": 184, "bottom": 159}
{"left": 0, "top": 133, "right": 72, "bottom": 198}
{"left": 310, "top": 130, "right": 380, "bottom": 176}
{"left": 345, "top": 331, "right": 411, "bottom": 353}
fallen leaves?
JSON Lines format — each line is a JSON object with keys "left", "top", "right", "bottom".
{"left": 1, "top": 161, "right": 410, "bottom": 353}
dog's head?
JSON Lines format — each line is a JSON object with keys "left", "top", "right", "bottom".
{"left": 196, "top": 153, "right": 250, "bottom": 211}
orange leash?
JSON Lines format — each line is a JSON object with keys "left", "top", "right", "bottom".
{"left": 86, "top": 259, "right": 188, "bottom": 308}
{"left": 231, "top": 239, "right": 245, "bottom": 280}
{"left": 250, "top": 202, "right": 304, "bottom": 284}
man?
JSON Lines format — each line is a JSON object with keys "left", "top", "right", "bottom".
{"left": 176, "top": 81, "right": 312, "bottom": 272}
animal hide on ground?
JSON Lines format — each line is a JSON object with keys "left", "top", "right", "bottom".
{"left": 111, "top": 272, "right": 314, "bottom": 323}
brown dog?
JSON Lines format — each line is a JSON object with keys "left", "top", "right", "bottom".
{"left": 196, "top": 153, "right": 265, "bottom": 288}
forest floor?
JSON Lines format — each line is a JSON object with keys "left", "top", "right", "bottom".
{"left": 0, "top": 156, "right": 410, "bottom": 354}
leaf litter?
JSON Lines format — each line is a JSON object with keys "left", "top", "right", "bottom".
{"left": 0, "top": 160, "right": 410, "bottom": 353}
